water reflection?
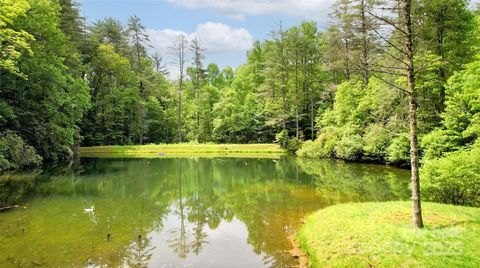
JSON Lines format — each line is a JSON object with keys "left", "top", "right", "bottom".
{"left": 0, "top": 157, "right": 410, "bottom": 267}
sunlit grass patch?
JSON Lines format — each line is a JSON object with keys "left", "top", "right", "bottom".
{"left": 80, "top": 143, "right": 284, "bottom": 158}
{"left": 297, "top": 201, "right": 480, "bottom": 268}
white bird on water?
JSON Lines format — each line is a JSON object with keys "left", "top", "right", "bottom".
{"left": 84, "top": 206, "right": 95, "bottom": 213}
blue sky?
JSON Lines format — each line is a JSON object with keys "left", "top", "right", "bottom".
{"left": 78, "top": 0, "right": 335, "bottom": 76}
{"left": 79, "top": 0, "right": 480, "bottom": 76}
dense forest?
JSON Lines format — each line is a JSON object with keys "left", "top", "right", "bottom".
{"left": 1, "top": 0, "right": 479, "bottom": 207}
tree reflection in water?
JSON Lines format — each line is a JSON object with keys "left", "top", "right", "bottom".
{"left": 0, "top": 157, "right": 410, "bottom": 267}
{"left": 168, "top": 159, "right": 190, "bottom": 259}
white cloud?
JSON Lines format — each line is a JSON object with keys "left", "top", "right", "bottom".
{"left": 167, "top": 0, "right": 336, "bottom": 20}
{"left": 146, "top": 22, "right": 254, "bottom": 78}
{"left": 196, "top": 22, "right": 253, "bottom": 52}
{"left": 147, "top": 22, "right": 253, "bottom": 55}
{"left": 146, "top": 28, "right": 193, "bottom": 53}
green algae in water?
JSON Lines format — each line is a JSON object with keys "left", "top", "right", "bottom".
{"left": 0, "top": 157, "right": 410, "bottom": 267}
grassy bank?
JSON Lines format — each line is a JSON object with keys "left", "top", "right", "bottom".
{"left": 80, "top": 143, "right": 284, "bottom": 158}
{"left": 297, "top": 201, "right": 480, "bottom": 268}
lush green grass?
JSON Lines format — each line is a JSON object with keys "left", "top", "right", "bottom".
{"left": 80, "top": 143, "right": 284, "bottom": 158}
{"left": 297, "top": 201, "right": 480, "bottom": 268}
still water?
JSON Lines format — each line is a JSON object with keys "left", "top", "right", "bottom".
{"left": 0, "top": 157, "right": 410, "bottom": 267}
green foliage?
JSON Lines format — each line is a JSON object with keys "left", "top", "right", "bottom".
{"left": 0, "top": 0, "right": 478, "bottom": 201}
{"left": 297, "top": 127, "right": 340, "bottom": 158}
{"left": 443, "top": 56, "right": 480, "bottom": 140}
{"left": 422, "top": 53, "right": 480, "bottom": 160}
{"left": 421, "top": 129, "right": 462, "bottom": 160}
{"left": 0, "top": 0, "right": 90, "bottom": 163}
{"left": 300, "top": 79, "right": 405, "bottom": 163}
{"left": 275, "top": 130, "right": 289, "bottom": 149}
{"left": 297, "top": 140, "right": 324, "bottom": 158}
{"left": 422, "top": 145, "right": 480, "bottom": 207}
{"left": 81, "top": 44, "right": 139, "bottom": 145}
{"left": 0, "top": 131, "right": 41, "bottom": 172}
{"left": 275, "top": 130, "right": 299, "bottom": 153}
{"left": 0, "top": 0, "right": 34, "bottom": 76}
{"left": 212, "top": 65, "right": 266, "bottom": 143}
{"left": 335, "top": 133, "right": 363, "bottom": 161}
{"left": 386, "top": 135, "right": 410, "bottom": 166}
{"left": 362, "top": 123, "right": 390, "bottom": 160}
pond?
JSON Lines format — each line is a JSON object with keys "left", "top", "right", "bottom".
{"left": 0, "top": 157, "right": 410, "bottom": 267}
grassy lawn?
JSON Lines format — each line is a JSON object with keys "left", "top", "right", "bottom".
{"left": 297, "top": 201, "right": 480, "bottom": 268}
{"left": 79, "top": 143, "right": 284, "bottom": 158}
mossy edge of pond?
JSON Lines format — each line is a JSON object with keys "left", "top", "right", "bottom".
{"left": 297, "top": 201, "right": 480, "bottom": 268}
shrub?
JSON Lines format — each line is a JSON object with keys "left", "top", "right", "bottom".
{"left": 286, "top": 137, "right": 299, "bottom": 153}
{"left": 335, "top": 134, "right": 363, "bottom": 161}
{"left": 0, "top": 155, "right": 12, "bottom": 171}
{"left": 297, "top": 140, "right": 324, "bottom": 158}
{"left": 422, "top": 146, "right": 480, "bottom": 207}
{"left": 421, "top": 129, "right": 462, "bottom": 160}
{"left": 275, "top": 130, "right": 299, "bottom": 153}
{"left": 317, "top": 127, "right": 340, "bottom": 157}
{"left": 275, "top": 129, "right": 289, "bottom": 149}
{"left": 362, "top": 123, "right": 390, "bottom": 160}
{"left": 297, "top": 127, "right": 341, "bottom": 159}
{"left": 0, "top": 131, "right": 42, "bottom": 172}
{"left": 386, "top": 134, "right": 410, "bottom": 166}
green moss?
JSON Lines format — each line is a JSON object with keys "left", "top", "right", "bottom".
{"left": 298, "top": 201, "right": 480, "bottom": 268}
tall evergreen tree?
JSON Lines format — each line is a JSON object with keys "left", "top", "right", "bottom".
{"left": 127, "top": 15, "right": 150, "bottom": 144}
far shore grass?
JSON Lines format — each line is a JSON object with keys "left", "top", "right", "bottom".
{"left": 79, "top": 143, "right": 285, "bottom": 158}
{"left": 297, "top": 201, "right": 480, "bottom": 268}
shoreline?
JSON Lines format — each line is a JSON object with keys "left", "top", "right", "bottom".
{"left": 297, "top": 201, "right": 480, "bottom": 267}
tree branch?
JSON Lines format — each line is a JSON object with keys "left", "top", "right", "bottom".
{"left": 372, "top": 74, "right": 410, "bottom": 94}
{"left": 377, "top": 47, "right": 409, "bottom": 67}
{"left": 373, "top": 28, "right": 408, "bottom": 56}
{"left": 366, "top": 10, "right": 407, "bottom": 35}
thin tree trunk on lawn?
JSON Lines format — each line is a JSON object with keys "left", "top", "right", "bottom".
{"left": 403, "top": 0, "right": 424, "bottom": 229}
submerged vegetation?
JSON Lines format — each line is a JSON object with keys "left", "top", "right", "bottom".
{"left": 0, "top": 172, "right": 39, "bottom": 208}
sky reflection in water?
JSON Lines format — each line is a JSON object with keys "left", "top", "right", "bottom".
{"left": 0, "top": 157, "right": 410, "bottom": 267}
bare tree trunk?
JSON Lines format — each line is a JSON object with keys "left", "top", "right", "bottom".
{"left": 178, "top": 91, "right": 182, "bottom": 143}
{"left": 295, "top": 55, "right": 300, "bottom": 140}
{"left": 310, "top": 87, "right": 314, "bottom": 140}
{"left": 139, "top": 80, "right": 144, "bottom": 145}
{"left": 403, "top": 0, "right": 424, "bottom": 229}
{"left": 171, "top": 35, "right": 187, "bottom": 143}
{"left": 360, "top": 0, "right": 369, "bottom": 86}
{"left": 282, "top": 83, "right": 287, "bottom": 130}
{"left": 344, "top": 38, "right": 351, "bottom": 79}
{"left": 135, "top": 33, "right": 145, "bottom": 145}
{"left": 190, "top": 37, "right": 204, "bottom": 141}
{"left": 281, "top": 49, "right": 287, "bottom": 131}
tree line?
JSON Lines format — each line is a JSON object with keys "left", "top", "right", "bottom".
{"left": 1, "top": 0, "right": 479, "bottom": 213}
{"left": 297, "top": 0, "right": 480, "bottom": 222}
{"left": 1, "top": 0, "right": 326, "bottom": 168}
